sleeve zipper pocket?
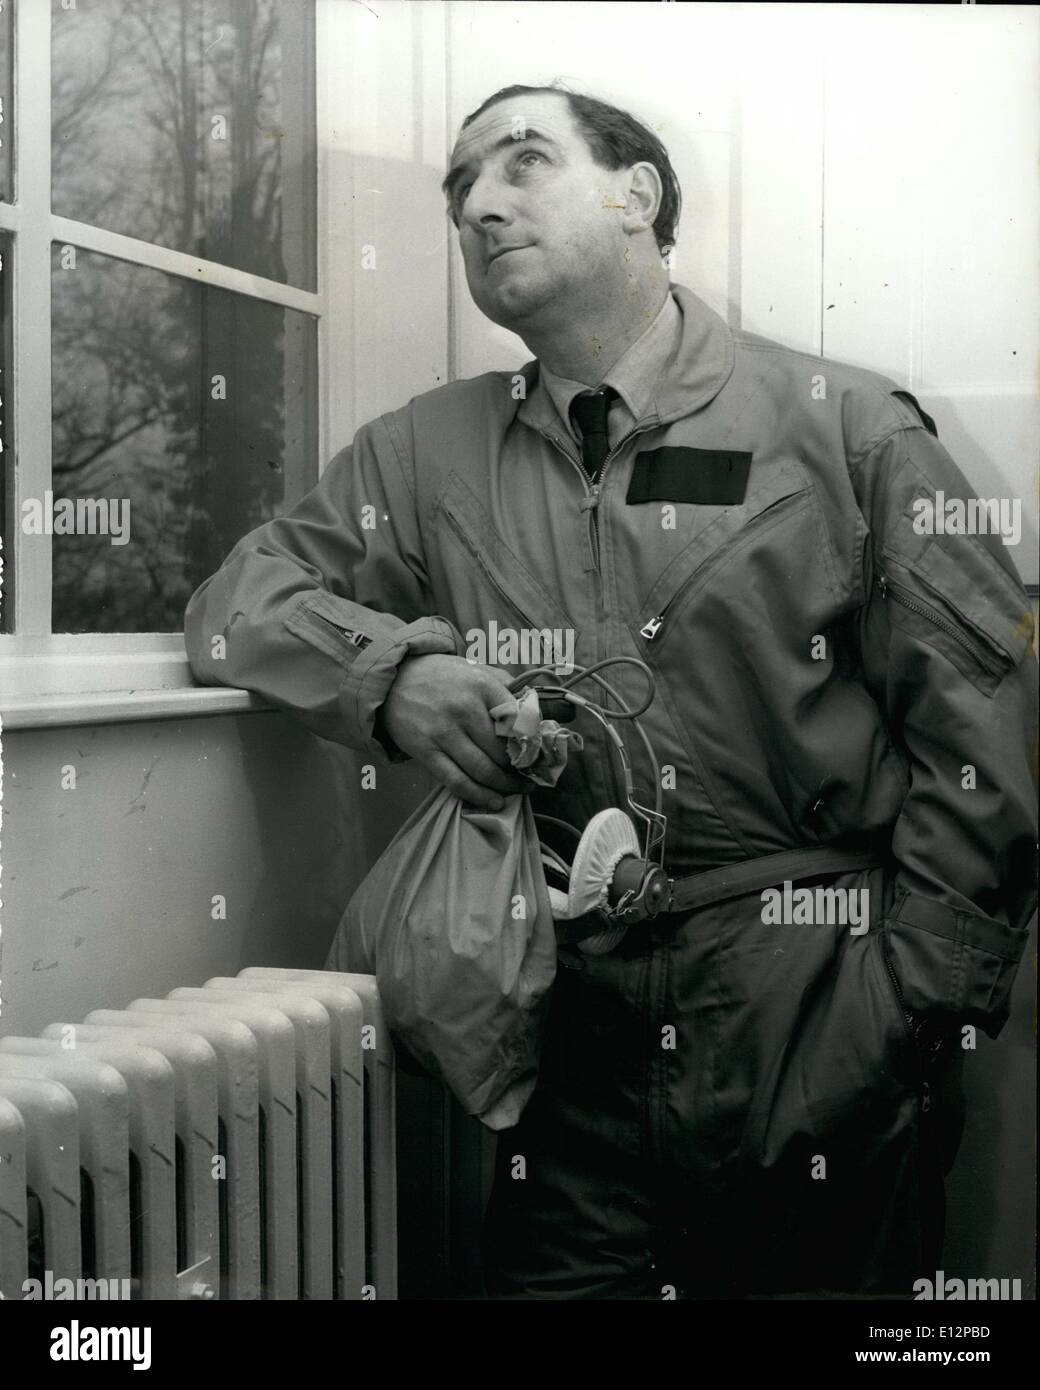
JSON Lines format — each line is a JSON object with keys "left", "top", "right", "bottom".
{"left": 876, "top": 572, "right": 1009, "bottom": 679}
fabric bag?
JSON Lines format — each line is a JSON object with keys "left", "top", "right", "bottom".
{"left": 326, "top": 688, "right": 581, "bottom": 1130}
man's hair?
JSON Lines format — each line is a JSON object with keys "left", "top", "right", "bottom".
{"left": 457, "top": 83, "right": 681, "bottom": 254}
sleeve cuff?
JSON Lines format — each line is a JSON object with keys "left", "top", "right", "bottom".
{"left": 885, "top": 890, "right": 1030, "bottom": 1037}
{"left": 338, "top": 614, "right": 465, "bottom": 760}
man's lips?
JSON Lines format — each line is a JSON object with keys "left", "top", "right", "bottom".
{"left": 487, "top": 244, "right": 530, "bottom": 267}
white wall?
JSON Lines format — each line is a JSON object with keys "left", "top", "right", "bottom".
{"left": 818, "top": 4, "right": 1038, "bottom": 582}
{"left": 320, "top": 0, "right": 451, "bottom": 448}
{"left": 1, "top": 714, "right": 427, "bottom": 1038}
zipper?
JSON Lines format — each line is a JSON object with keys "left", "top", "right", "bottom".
{"left": 541, "top": 432, "right": 599, "bottom": 574}
{"left": 544, "top": 423, "right": 653, "bottom": 816}
{"left": 546, "top": 423, "right": 650, "bottom": 576}
{"left": 309, "top": 610, "right": 371, "bottom": 649}
{"left": 880, "top": 935, "right": 932, "bottom": 1112}
{"left": 638, "top": 488, "right": 808, "bottom": 649}
{"left": 881, "top": 938, "right": 917, "bottom": 1041}
{"left": 643, "top": 941, "right": 667, "bottom": 1166}
{"left": 876, "top": 572, "right": 1006, "bottom": 678}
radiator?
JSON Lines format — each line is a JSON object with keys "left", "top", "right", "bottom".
{"left": 0, "top": 968, "right": 396, "bottom": 1301}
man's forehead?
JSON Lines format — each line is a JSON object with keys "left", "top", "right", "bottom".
{"left": 447, "top": 94, "right": 577, "bottom": 169}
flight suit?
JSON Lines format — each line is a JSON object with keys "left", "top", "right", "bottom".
{"left": 184, "top": 283, "right": 1037, "bottom": 1297}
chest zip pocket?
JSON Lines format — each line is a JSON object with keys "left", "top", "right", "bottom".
{"left": 636, "top": 469, "right": 814, "bottom": 650}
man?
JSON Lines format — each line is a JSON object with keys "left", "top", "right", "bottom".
{"left": 185, "top": 84, "right": 1037, "bottom": 1299}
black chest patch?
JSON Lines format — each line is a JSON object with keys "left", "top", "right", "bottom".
{"left": 626, "top": 447, "right": 752, "bottom": 506}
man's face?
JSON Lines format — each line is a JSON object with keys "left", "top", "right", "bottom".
{"left": 444, "top": 93, "right": 632, "bottom": 332}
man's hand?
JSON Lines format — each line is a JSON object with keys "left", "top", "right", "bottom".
{"left": 380, "top": 653, "right": 529, "bottom": 810}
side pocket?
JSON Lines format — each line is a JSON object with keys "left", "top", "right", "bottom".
{"left": 738, "top": 901, "right": 919, "bottom": 1168}
{"left": 435, "top": 472, "right": 575, "bottom": 635}
{"left": 877, "top": 921, "right": 917, "bottom": 1050}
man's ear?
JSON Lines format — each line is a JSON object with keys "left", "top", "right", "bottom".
{"left": 620, "top": 162, "right": 663, "bottom": 237}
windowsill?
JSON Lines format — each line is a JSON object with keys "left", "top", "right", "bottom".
{"left": 1, "top": 686, "right": 274, "bottom": 730}
{"left": 0, "top": 634, "right": 273, "bottom": 729}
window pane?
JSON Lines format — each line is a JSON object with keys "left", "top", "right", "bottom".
{"left": 52, "top": 0, "right": 316, "bottom": 290}
{"left": 51, "top": 245, "right": 317, "bottom": 633}
{"left": 0, "top": 233, "right": 10, "bottom": 632}
{"left": 0, "top": 0, "right": 11, "bottom": 201}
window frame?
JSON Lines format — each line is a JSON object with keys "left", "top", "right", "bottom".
{"left": 0, "top": 0, "right": 334, "bottom": 717}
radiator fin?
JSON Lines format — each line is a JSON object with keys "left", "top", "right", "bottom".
{"left": 0, "top": 969, "right": 393, "bottom": 1300}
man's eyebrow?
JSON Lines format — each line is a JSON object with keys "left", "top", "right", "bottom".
{"left": 441, "top": 128, "right": 561, "bottom": 202}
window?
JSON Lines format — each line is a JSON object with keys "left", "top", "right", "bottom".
{"left": 0, "top": 3, "right": 12, "bottom": 606}
{"left": 1, "top": 0, "right": 320, "bottom": 665}
{"left": 0, "top": 0, "right": 12, "bottom": 201}
{"left": 52, "top": 0, "right": 316, "bottom": 290}
{"left": 50, "top": 248, "right": 317, "bottom": 633}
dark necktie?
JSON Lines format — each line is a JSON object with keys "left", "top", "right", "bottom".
{"left": 570, "top": 387, "right": 618, "bottom": 485}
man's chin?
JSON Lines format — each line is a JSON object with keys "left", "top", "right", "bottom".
{"left": 476, "top": 281, "right": 556, "bottom": 331}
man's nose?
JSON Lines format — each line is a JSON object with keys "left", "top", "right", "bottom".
{"left": 459, "top": 168, "right": 509, "bottom": 232}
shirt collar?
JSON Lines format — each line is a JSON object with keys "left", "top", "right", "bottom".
{"left": 516, "top": 283, "right": 735, "bottom": 438}
{"left": 538, "top": 291, "right": 681, "bottom": 433}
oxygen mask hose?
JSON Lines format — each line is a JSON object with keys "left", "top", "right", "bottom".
{"left": 507, "top": 657, "right": 672, "bottom": 954}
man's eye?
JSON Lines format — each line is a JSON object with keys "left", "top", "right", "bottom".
{"left": 451, "top": 152, "right": 543, "bottom": 216}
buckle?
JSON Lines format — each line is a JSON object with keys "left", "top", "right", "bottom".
{"left": 610, "top": 865, "right": 672, "bottom": 925}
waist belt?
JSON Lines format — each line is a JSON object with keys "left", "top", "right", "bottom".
{"left": 556, "top": 842, "right": 889, "bottom": 948}
{"left": 666, "top": 843, "right": 888, "bottom": 915}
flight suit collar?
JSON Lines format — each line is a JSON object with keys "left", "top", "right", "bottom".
{"left": 539, "top": 291, "right": 682, "bottom": 439}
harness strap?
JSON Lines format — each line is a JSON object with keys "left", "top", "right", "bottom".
{"left": 667, "top": 844, "right": 887, "bottom": 915}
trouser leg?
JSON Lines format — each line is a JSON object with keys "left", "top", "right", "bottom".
{"left": 917, "top": 1045, "right": 967, "bottom": 1277}
{"left": 480, "top": 1092, "right": 664, "bottom": 1300}
{"left": 480, "top": 941, "right": 664, "bottom": 1300}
